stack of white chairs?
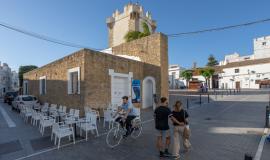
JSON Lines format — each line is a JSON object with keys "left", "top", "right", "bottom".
{"left": 24, "top": 106, "right": 33, "bottom": 123}
{"left": 74, "top": 109, "right": 80, "bottom": 119}
{"left": 78, "top": 112, "right": 99, "bottom": 140}
{"left": 19, "top": 105, "right": 26, "bottom": 118}
{"left": 41, "top": 103, "right": 49, "bottom": 113}
{"left": 58, "top": 106, "right": 63, "bottom": 112}
{"left": 85, "top": 106, "right": 101, "bottom": 122}
{"left": 31, "top": 109, "right": 42, "bottom": 126}
{"left": 62, "top": 106, "right": 67, "bottom": 114}
{"left": 51, "top": 122, "right": 75, "bottom": 149}
{"left": 58, "top": 105, "right": 67, "bottom": 118}
{"left": 103, "top": 108, "right": 115, "bottom": 129}
{"left": 133, "top": 107, "right": 141, "bottom": 119}
{"left": 65, "top": 108, "right": 77, "bottom": 125}
{"left": 84, "top": 107, "right": 91, "bottom": 114}
{"left": 49, "top": 104, "right": 57, "bottom": 114}
{"left": 39, "top": 114, "right": 55, "bottom": 136}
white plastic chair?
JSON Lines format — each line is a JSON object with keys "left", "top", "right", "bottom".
{"left": 31, "top": 110, "right": 41, "bottom": 126}
{"left": 62, "top": 106, "right": 67, "bottom": 113}
{"left": 49, "top": 104, "right": 57, "bottom": 114}
{"left": 58, "top": 106, "right": 63, "bottom": 112}
{"left": 51, "top": 122, "right": 75, "bottom": 149}
{"left": 41, "top": 103, "right": 49, "bottom": 113}
{"left": 24, "top": 107, "right": 33, "bottom": 123}
{"left": 103, "top": 109, "right": 114, "bottom": 129}
{"left": 133, "top": 107, "right": 141, "bottom": 119}
{"left": 39, "top": 115, "right": 55, "bottom": 136}
{"left": 68, "top": 108, "right": 75, "bottom": 116}
{"left": 79, "top": 113, "right": 99, "bottom": 140}
{"left": 90, "top": 109, "right": 100, "bottom": 122}
{"left": 74, "top": 109, "right": 80, "bottom": 119}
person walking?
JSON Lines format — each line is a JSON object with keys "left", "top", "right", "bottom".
{"left": 171, "top": 100, "right": 189, "bottom": 159}
{"left": 154, "top": 97, "right": 173, "bottom": 158}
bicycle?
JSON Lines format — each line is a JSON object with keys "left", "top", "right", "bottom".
{"left": 106, "top": 115, "right": 142, "bottom": 148}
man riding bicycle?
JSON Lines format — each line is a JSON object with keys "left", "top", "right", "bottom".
{"left": 115, "top": 96, "right": 136, "bottom": 137}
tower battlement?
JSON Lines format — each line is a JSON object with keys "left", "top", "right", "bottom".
{"left": 106, "top": 3, "right": 156, "bottom": 47}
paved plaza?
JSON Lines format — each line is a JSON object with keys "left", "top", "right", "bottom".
{"left": 0, "top": 90, "right": 270, "bottom": 160}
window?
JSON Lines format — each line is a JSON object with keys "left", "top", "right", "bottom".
{"left": 68, "top": 67, "right": 80, "bottom": 94}
{"left": 262, "top": 42, "right": 267, "bottom": 46}
{"left": 235, "top": 69, "right": 239, "bottom": 73}
{"left": 39, "top": 76, "right": 46, "bottom": 95}
{"left": 22, "top": 96, "right": 34, "bottom": 101}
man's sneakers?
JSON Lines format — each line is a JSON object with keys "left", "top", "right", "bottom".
{"left": 159, "top": 149, "right": 172, "bottom": 158}
{"left": 159, "top": 151, "right": 165, "bottom": 158}
{"left": 164, "top": 149, "right": 172, "bottom": 156}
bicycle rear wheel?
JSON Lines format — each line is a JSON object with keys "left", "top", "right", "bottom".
{"left": 106, "top": 126, "right": 123, "bottom": 148}
{"left": 131, "top": 119, "right": 142, "bottom": 139}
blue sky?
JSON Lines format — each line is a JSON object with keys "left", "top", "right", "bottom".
{"left": 1, "top": 0, "right": 270, "bottom": 71}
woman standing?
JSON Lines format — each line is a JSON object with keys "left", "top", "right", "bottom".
{"left": 171, "top": 101, "right": 189, "bottom": 159}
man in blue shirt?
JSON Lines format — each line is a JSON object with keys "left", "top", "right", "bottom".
{"left": 115, "top": 96, "right": 136, "bottom": 137}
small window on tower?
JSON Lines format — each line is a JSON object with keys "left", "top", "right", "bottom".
{"left": 262, "top": 42, "right": 267, "bottom": 46}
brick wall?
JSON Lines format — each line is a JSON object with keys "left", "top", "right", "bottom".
{"left": 24, "top": 50, "right": 86, "bottom": 111}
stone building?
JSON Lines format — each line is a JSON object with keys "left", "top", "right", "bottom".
{"left": 24, "top": 4, "right": 168, "bottom": 111}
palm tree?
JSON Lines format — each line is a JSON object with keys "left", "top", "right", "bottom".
{"left": 124, "top": 22, "right": 150, "bottom": 42}
{"left": 200, "top": 68, "right": 215, "bottom": 88}
{"left": 180, "top": 70, "right": 193, "bottom": 88}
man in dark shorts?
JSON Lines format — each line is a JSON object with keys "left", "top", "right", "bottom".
{"left": 154, "top": 97, "right": 173, "bottom": 157}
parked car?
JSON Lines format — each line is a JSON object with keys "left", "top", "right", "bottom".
{"left": 4, "top": 91, "right": 18, "bottom": 105}
{"left": 12, "top": 95, "right": 38, "bottom": 111}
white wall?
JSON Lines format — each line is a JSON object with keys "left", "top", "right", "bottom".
{"left": 219, "top": 63, "right": 270, "bottom": 89}
{"left": 254, "top": 36, "right": 270, "bottom": 59}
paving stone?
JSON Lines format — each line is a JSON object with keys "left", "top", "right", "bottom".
{"left": 0, "top": 140, "right": 22, "bottom": 155}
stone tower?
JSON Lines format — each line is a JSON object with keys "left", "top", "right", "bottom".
{"left": 106, "top": 3, "right": 157, "bottom": 47}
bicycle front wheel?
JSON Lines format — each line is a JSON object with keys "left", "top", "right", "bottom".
{"left": 106, "top": 126, "right": 123, "bottom": 148}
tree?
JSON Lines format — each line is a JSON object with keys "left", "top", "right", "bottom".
{"left": 19, "top": 65, "right": 38, "bottom": 87}
{"left": 199, "top": 67, "right": 215, "bottom": 88}
{"left": 124, "top": 22, "right": 151, "bottom": 42}
{"left": 207, "top": 54, "right": 218, "bottom": 67}
{"left": 180, "top": 70, "right": 193, "bottom": 88}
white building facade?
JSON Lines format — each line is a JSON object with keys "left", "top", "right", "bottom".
{"left": 218, "top": 35, "right": 270, "bottom": 89}
{"left": 0, "top": 62, "right": 19, "bottom": 96}
{"left": 168, "top": 64, "right": 186, "bottom": 89}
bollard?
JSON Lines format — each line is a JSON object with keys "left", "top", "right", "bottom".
{"left": 226, "top": 90, "right": 229, "bottom": 96}
{"left": 244, "top": 153, "right": 253, "bottom": 160}
{"left": 269, "top": 92, "right": 270, "bottom": 107}
{"left": 215, "top": 91, "right": 217, "bottom": 100}
{"left": 234, "top": 89, "right": 236, "bottom": 94}
{"left": 265, "top": 106, "right": 270, "bottom": 128}
{"left": 186, "top": 98, "right": 189, "bottom": 110}
{"left": 208, "top": 94, "right": 210, "bottom": 103}
{"left": 230, "top": 89, "right": 231, "bottom": 95}
{"left": 199, "top": 94, "right": 202, "bottom": 105}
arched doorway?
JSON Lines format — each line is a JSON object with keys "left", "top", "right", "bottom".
{"left": 142, "top": 76, "right": 156, "bottom": 110}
